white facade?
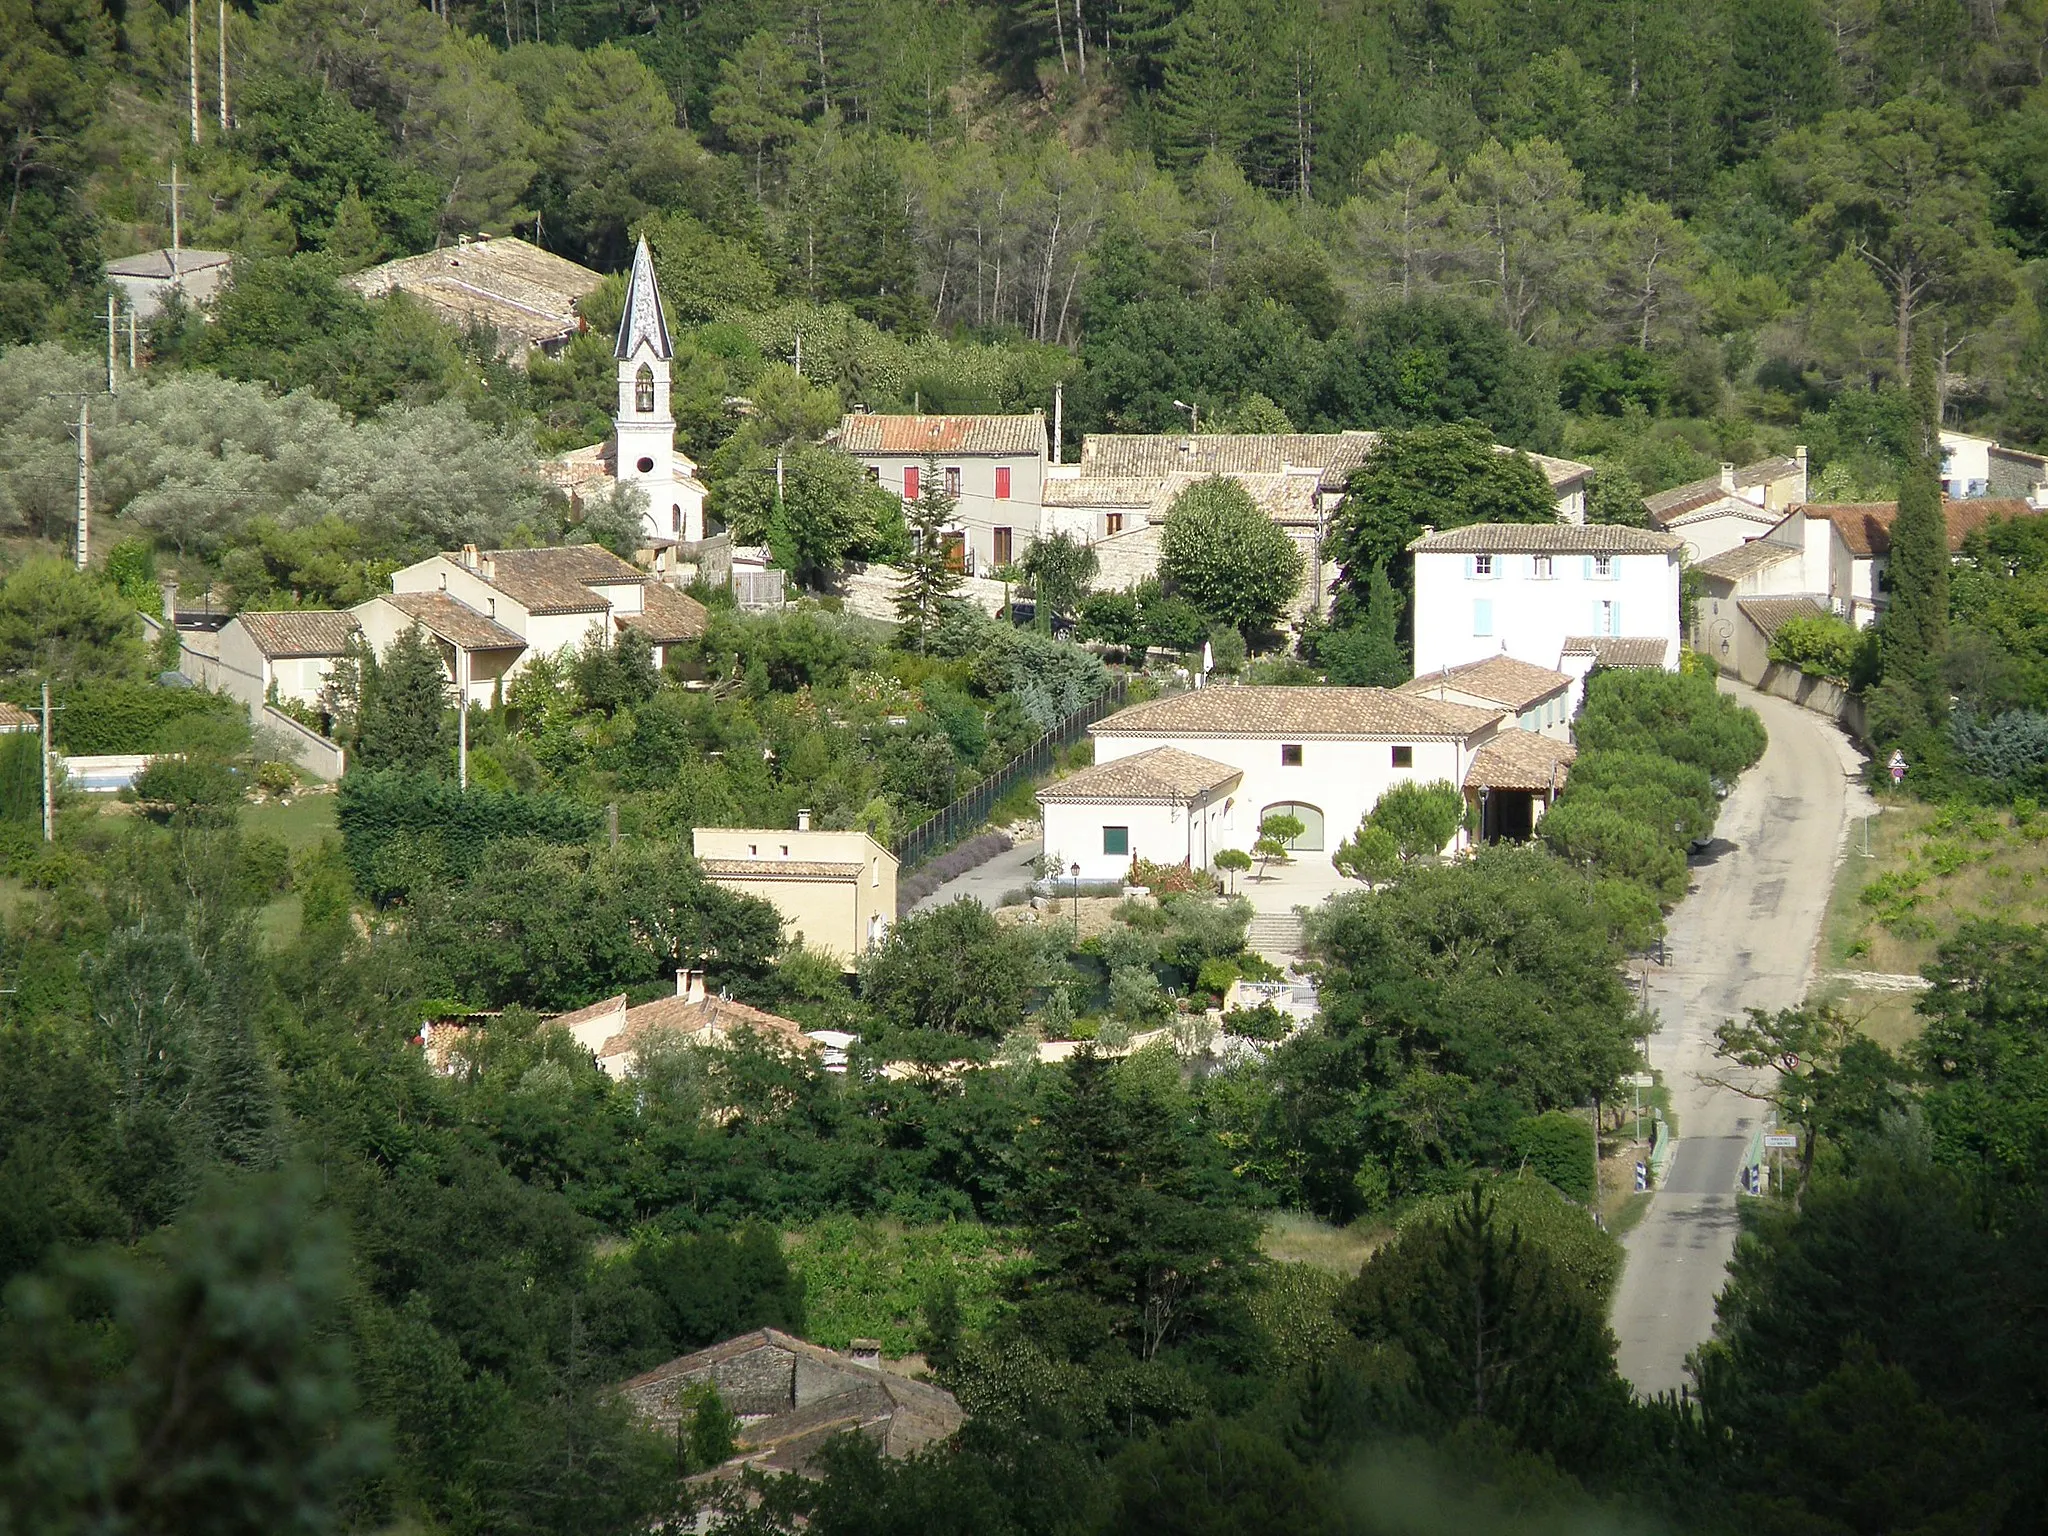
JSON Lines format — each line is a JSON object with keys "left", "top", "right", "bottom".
{"left": 838, "top": 414, "right": 1051, "bottom": 575}
{"left": 1039, "top": 690, "right": 1504, "bottom": 882}
{"left": 1411, "top": 526, "right": 1684, "bottom": 686}
{"left": 614, "top": 237, "right": 707, "bottom": 545}
{"left": 1941, "top": 431, "right": 1996, "bottom": 500}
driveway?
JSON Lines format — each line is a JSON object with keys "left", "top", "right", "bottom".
{"left": 909, "top": 836, "right": 1043, "bottom": 914}
{"left": 1608, "top": 682, "right": 1864, "bottom": 1397}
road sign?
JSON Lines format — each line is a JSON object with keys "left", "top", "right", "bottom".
{"left": 1625, "top": 1072, "right": 1656, "bottom": 1088}
{"left": 1763, "top": 1133, "right": 1799, "bottom": 1148}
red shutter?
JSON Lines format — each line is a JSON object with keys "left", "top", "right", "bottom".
{"left": 995, "top": 466, "right": 1011, "bottom": 500}
{"left": 904, "top": 465, "right": 919, "bottom": 499}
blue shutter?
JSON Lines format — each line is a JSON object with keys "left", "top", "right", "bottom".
{"left": 1474, "top": 599, "right": 1492, "bottom": 637}
{"left": 1609, "top": 602, "right": 1620, "bottom": 636}
{"left": 1465, "top": 555, "right": 1476, "bottom": 579}
{"left": 1581, "top": 556, "right": 1593, "bottom": 580}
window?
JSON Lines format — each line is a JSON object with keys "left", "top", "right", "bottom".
{"left": 1473, "top": 598, "right": 1493, "bottom": 636}
{"left": 944, "top": 466, "right": 963, "bottom": 497}
{"left": 992, "top": 527, "right": 1013, "bottom": 566}
{"left": 904, "top": 465, "right": 919, "bottom": 499}
{"left": 1473, "top": 554, "right": 1494, "bottom": 577}
{"left": 995, "top": 466, "right": 1011, "bottom": 500}
{"left": 1593, "top": 554, "right": 1614, "bottom": 579}
{"left": 1533, "top": 554, "right": 1554, "bottom": 579}
{"left": 1281, "top": 744, "right": 1304, "bottom": 766}
{"left": 1391, "top": 746, "right": 1413, "bottom": 768}
{"left": 634, "top": 364, "right": 654, "bottom": 413}
{"left": 1103, "top": 825, "right": 1130, "bottom": 856}
{"left": 1106, "top": 513, "right": 1124, "bottom": 535}
{"left": 1596, "top": 599, "right": 1619, "bottom": 636}
{"left": 635, "top": 456, "right": 654, "bottom": 473}
{"left": 864, "top": 465, "right": 880, "bottom": 484}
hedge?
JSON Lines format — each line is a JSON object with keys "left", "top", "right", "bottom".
{"left": 52, "top": 683, "right": 244, "bottom": 754}
{"left": 337, "top": 769, "right": 600, "bottom": 896}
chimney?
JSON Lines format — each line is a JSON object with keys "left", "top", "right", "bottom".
{"left": 1719, "top": 462, "right": 1737, "bottom": 494}
{"left": 1794, "top": 444, "right": 1809, "bottom": 502}
{"left": 676, "top": 969, "right": 706, "bottom": 1004}
{"left": 461, "top": 543, "right": 480, "bottom": 571}
{"left": 159, "top": 578, "right": 181, "bottom": 621}
{"left": 797, "top": 808, "right": 811, "bottom": 831}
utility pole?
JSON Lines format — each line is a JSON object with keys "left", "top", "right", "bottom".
{"left": 217, "top": 0, "right": 229, "bottom": 132}
{"left": 1053, "top": 381, "right": 1063, "bottom": 464}
{"left": 105, "top": 295, "right": 118, "bottom": 394}
{"left": 456, "top": 649, "right": 469, "bottom": 789}
{"left": 71, "top": 397, "right": 91, "bottom": 571}
{"left": 128, "top": 305, "right": 138, "bottom": 370}
{"left": 159, "top": 164, "right": 183, "bottom": 274}
{"left": 40, "top": 683, "right": 53, "bottom": 843}
{"left": 792, "top": 328, "right": 802, "bottom": 377}
{"left": 188, "top": 1, "right": 202, "bottom": 144}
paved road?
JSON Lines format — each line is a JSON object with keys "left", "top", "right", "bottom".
{"left": 909, "top": 836, "right": 1043, "bottom": 914}
{"left": 1609, "top": 682, "right": 1865, "bottom": 1397}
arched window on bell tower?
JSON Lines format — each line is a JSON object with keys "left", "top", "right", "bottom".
{"left": 634, "top": 364, "right": 655, "bottom": 414}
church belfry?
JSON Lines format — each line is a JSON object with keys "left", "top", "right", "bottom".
{"left": 614, "top": 236, "right": 679, "bottom": 532}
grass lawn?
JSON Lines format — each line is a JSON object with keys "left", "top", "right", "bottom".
{"left": 1259, "top": 1211, "right": 1385, "bottom": 1277}
{"left": 240, "top": 791, "right": 338, "bottom": 853}
{"left": 241, "top": 792, "right": 337, "bottom": 946}
{"left": 1817, "top": 795, "right": 2048, "bottom": 1046}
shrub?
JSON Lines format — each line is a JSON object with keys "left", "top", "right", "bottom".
{"left": 1510, "top": 1111, "right": 1596, "bottom": 1201}
{"left": 57, "top": 683, "right": 245, "bottom": 755}
{"left": 1398, "top": 1172, "right": 1621, "bottom": 1302}
{"left": 336, "top": 769, "right": 599, "bottom": 898}
{"left": 132, "top": 755, "right": 246, "bottom": 825}
{"left": 1768, "top": 613, "right": 1865, "bottom": 682}
{"left": 1574, "top": 668, "right": 1767, "bottom": 780}
{"left": 1128, "top": 857, "right": 1217, "bottom": 895}
{"left": 1222, "top": 1001, "right": 1289, "bottom": 1040}
{"left": 1538, "top": 799, "right": 1689, "bottom": 901}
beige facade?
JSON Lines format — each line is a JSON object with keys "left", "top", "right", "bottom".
{"left": 693, "top": 827, "right": 897, "bottom": 966}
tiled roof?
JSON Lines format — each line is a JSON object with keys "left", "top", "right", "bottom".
{"left": 1095, "top": 686, "right": 1501, "bottom": 740}
{"left": 232, "top": 609, "right": 359, "bottom": 658}
{"left": 1561, "top": 636, "right": 1670, "bottom": 668}
{"left": 1662, "top": 495, "right": 1779, "bottom": 530}
{"left": 1400, "top": 655, "right": 1573, "bottom": 711}
{"left": 344, "top": 236, "right": 601, "bottom": 356}
{"left": 1037, "top": 746, "right": 1243, "bottom": 804}
{"left": 1465, "top": 730, "right": 1577, "bottom": 792}
{"left": 460, "top": 546, "right": 630, "bottom": 614}
{"left": 1798, "top": 497, "right": 2042, "bottom": 557}
{"left": 594, "top": 994, "right": 816, "bottom": 1063}
{"left": 1692, "top": 540, "right": 1801, "bottom": 583}
{"left": 700, "top": 858, "right": 867, "bottom": 880}
{"left": 620, "top": 582, "right": 709, "bottom": 643}
{"left": 1080, "top": 432, "right": 1376, "bottom": 489}
{"left": 379, "top": 591, "right": 527, "bottom": 650}
{"left": 1410, "top": 523, "right": 1682, "bottom": 554}
{"left": 1646, "top": 455, "right": 1805, "bottom": 520}
{"left": 838, "top": 413, "right": 1048, "bottom": 457}
{"left": 0, "top": 702, "right": 39, "bottom": 731}
{"left": 1737, "top": 595, "right": 1832, "bottom": 640}
{"left": 1989, "top": 443, "right": 2048, "bottom": 471}
{"left": 1043, "top": 470, "right": 1318, "bottom": 522}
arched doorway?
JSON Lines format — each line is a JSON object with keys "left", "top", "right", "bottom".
{"left": 1261, "top": 801, "right": 1325, "bottom": 851}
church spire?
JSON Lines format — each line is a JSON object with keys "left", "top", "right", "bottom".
{"left": 614, "top": 236, "right": 673, "bottom": 362}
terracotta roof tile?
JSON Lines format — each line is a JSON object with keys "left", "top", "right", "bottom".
{"left": 1399, "top": 655, "right": 1573, "bottom": 711}
{"left": 1646, "top": 455, "right": 1804, "bottom": 520}
{"left": 1560, "top": 636, "right": 1670, "bottom": 668}
{"left": 466, "top": 546, "right": 641, "bottom": 614}
{"left": 1737, "top": 595, "right": 1833, "bottom": 640}
{"left": 232, "top": 609, "right": 360, "bottom": 658}
{"left": 1410, "top": 523, "right": 1682, "bottom": 554}
{"left": 620, "top": 582, "right": 709, "bottom": 643}
{"left": 1798, "top": 497, "right": 2043, "bottom": 557}
{"left": 1079, "top": 432, "right": 1377, "bottom": 490}
{"left": 343, "top": 236, "right": 602, "bottom": 356}
{"left": 595, "top": 994, "right": 817, "bottom": 1064}
{"left": 1691, "top": 540, "right": 1801, "bottom": 583}
{"left": 1037, "top": 746, "right": 1243, "bottom": 804}
{"left": 378, "top": 591, "right": 528, "bottom": 650}
{"left": 1465, "top": 730, "right": 1577, "bottom": 791}
{"left": 1096, "top": 686, "right": 1501, "bottom": 740}
{"left": 700, "top": 858, "right": 868, "bottom": 879}
{"left": 0, "top": 702, "right": 39, "bottom": 731}
{"left": 838, "top": 413, "right": 1048, "bottom": 457}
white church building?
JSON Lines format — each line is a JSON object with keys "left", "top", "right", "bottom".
{"left": 543, "top": 237, "right": 708, "bottom": 549}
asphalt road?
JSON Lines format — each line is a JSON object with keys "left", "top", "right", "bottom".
{"left": 1609, "top": 682, "right": 1864, "bottom": 1398}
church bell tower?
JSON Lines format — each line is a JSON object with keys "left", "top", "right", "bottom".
{"left": 613, "top": 236, "right": 676, "bottom": 540}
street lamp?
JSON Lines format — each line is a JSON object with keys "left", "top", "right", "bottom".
{"left": 1172, "top": 399, "right": 1198, "bottom": 432}
{"left": 1477, "top": 784, "right": 1490, "bottom": 847}
{"left": 1070, "top": 860, "right": 1082, "bottom": 944}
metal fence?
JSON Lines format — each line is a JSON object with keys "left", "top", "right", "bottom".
{"left": 891, "top": 676, "right": 1129, "bottom": 870}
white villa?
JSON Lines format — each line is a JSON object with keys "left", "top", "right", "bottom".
{"left": 835, "top": 412, "right": 1050, "bottom": 576}
{"left": 1038, "top": 685, "right": 1575, "bottom": 881}
{"left": 1645, "top": 451, "right": 1809, "bottom": 561}
{"left": 1409, "top": 523, "right": 1683, "bottom": 707}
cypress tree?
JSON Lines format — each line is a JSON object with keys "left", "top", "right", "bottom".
{"left": 354, "top": 625, "right": 452, "bottom": 776}
{"left": 1881, "top": 332, "right": 1949, "bottom": 693}
{"left": 893, "top": 455, "right": 963, "bottom": 655}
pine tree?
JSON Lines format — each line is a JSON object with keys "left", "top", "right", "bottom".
{"left": 354, "top": 625, "right": 452, "bottom": 776}
{"left": 893, "top": 455, "right": 963, "bottom": 654}
{"left": 1881, "top": 331, "right": 1949, "bottom": 694}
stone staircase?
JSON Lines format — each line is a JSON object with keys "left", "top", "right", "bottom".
{"left": 1245, "top": 910, "right": 1306, "bottom": 961}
